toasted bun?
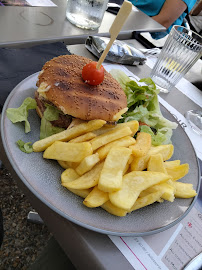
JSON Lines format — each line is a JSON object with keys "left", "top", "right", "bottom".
{"left": 37, "top": 55, "right": 127, "bottom": 121}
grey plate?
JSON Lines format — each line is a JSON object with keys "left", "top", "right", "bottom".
{"left": 1, "top": 72, "right": 201, "bottom": 236}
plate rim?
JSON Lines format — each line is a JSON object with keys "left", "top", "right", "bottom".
{"left": 1, "top": 72, "right": 201, "bottom": 236}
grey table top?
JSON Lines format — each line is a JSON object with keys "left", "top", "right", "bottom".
{"left": 0, "top": 41, "right": 201, "bottom": 270}
{"left": 0, "top": 0, "right": 165, "bottom": 47}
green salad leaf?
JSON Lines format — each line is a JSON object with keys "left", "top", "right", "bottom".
{"left": 7, "top": 97, "right": 65, "bottom": 152}
{"left": 43, "top": 103, "right": 62, "bottom": 121}
{"left": 16, "top": 140, "right": 33, "bottom": 153}
{"left": 110, "top": 69, "right": 178, "bottom": 145}
{"left": 6, "top": 97, "right": 37, "bottom": 133}
{"left": 40, "top": 112, "right": 65, "bottom": 140}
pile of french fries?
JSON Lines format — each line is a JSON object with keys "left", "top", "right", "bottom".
{"left": 33, "top": 119, "right": 197, "bottom": 217}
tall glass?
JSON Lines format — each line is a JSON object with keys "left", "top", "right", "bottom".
{"left": 150, "top": 25, "right": 202, "bottom": 93}
{"left": 66, "top": 0, "right": 109, "bottom": 30}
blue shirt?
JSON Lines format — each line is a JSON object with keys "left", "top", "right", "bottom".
{"left": 129, "top": 0, "right": 197, "bottom": 39}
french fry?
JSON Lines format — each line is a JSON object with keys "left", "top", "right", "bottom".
{"left": 166, "top": 164, "right": 189, "bottom": 181}
{"left": 58, "top": 160, "right": 69, "bottom": 169}
{"left": 143, "top": 156, "right": 174, "bottom": 202}
{"left": 147, "top": 154, "right": 167, "bottom": 173}
{"left": 75, "top": 153, "right": 100, "bottom": 175}
{"left": 122, "top": 155, "right": 134, "bottom": 175}
{"left": 43, "top": 141, "right": 93, "bottom": 162}
{"left": 70, "top": 188, "right": 92, "bottom": 199}
{"left": 83, "top": 186, "right": 109, "bottom": 208}
{"left": 94, "top": 120, "right": 139, "bottom": 136}
{"left": 115, "top": 120, "right": 139, "bottom": 136}
{"left": 98, "top": 147, "right": 132, "bottom": 192}
{"left": 130, "top": 132, "right": 151, "bottom": 157}
{"left": 139, "top": 182, "right": 175, "bottom": 202}
{"left": 109, "top": 171, "right": 171, "bottom": 210}
{"left": 101, "top": 201, "right": 127, "bottom": 217}
{"left": 129, "top": 190, "right": 164, "bottom": 212}
{"left": 123, "top": 163, "right": 130, "bottom": 175}
{"left": 61, "top": 168, "right": 80, "bottom": 184}
{"left": 37, "top": 115, "right": 194, "bottom": 216}
{"left": 63, "top": 162, "right": 104, "bottom": 190}
{"left": 131, "top": 144, "right": 174, "bottom": 171}
{"left": 67, "top": 118, "right": 86, "bottom": 129}
{"left": 92, "top": 120, "right": 138, "bottom": 138}
{"left": 65, "top": 161, "right": 79, "bottom": 169}
{"left": 112, "top": 107, "right": 128, "bottom": 121}
{"left": 172, "top": 182, "right": 197, "bottom": 198}
{"left": 61, "top": 168, "right": 91, "bottom": 198}
{"left": 164, "top": 160, "right": 181, "bottom": 168}
{"left": 33, "top": 119, "right": 106, "bottom": 152}
{"left": 69, "top": 132, "right": 96, "bottom": 143}
{"left": 128, "top": 155, "right": 134, "bottom": 165}
{"left": 93, "top": 125, "right": 115, "bottom": 136}
{"left": 90, "top": 126, "right": 132, "bottom": 151}
{"left": 96, "top": 136, "right": 136, "bottom": 160}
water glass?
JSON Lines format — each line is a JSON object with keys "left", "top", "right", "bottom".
{"left": 66, "top": 0, "right": 109, "bottom": 30}
{"left": 150, "top": 25, "right": 202, "bottom": 93}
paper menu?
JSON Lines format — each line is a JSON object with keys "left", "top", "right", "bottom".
{"left": 109, "top": 204, "right": 202, "bottom": 270}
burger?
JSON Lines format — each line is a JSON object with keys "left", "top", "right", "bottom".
{"left": 35, "top": 54, "right": 127, "bottom": 128}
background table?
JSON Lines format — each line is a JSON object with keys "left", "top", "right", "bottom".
{"left": 0, "top": 0, "right": 165, "bottom": 47}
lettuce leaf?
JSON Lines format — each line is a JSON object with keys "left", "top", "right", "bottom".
{"left": 43, "top": 103, "right": 62, "bottom": 121}
{"left": 40, "top": 116, "right": 65, "bottom": 140}
{"left": 16, "top": 140, "right": 33, "bottom": 153}
{"left": 110, "top": 69, "right": 177, "bottom": 145}
{"left": 7, "top": 97, "right": 65, "bottom": 150}
{"left": 39, "top": 103, "right": 65, "bottom": 139}
{"left": 6, "top": 97, "right": 37, "bottom": 133}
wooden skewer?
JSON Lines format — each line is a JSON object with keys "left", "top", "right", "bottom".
{"left": 96, "top": 0, "right": 133, "bottom": 69}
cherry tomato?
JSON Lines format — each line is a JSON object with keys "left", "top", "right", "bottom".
{"left": 82, "top": 62, "right": 104, "bottom": 86}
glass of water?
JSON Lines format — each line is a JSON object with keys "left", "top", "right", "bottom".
{"left": 150, "top": 25, "right": 202, "bottom": 93}
{"left": 66, "top": 0, "right": 109, "bottom": 30}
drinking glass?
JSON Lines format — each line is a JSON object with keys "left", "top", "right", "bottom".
{"left": 66, "top": 0, "right": 109, "bottom": 30}
{"left": 150, "top": 26, "right": 202, "bottom": 135}
{"left": 150, "top": 25, "right": 202, "bottom": 94}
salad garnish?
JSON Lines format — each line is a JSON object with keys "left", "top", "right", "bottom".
{"left": 6, "top": 97, "right": 37, "bottom": 133}
{"left": 16, "top": 140, "right": 33, "bottom": 154}
{"left": 40, "top": 104, "right": 65, "bottom": 139}
{"left": 110, "top": 69, "right": 178, "bottom": 146}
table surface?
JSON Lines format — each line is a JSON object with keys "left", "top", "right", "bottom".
{"left": 1, "top": 38, "right": 201, "bottom": 270}
{"left": 0, "top": 0, "right": 165, "bottom": 47}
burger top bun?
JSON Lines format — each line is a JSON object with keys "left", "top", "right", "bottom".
{"left": 36, "top": 55, "right": 127, "bottom": 122}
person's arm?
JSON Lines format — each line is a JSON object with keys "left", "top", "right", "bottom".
{"left": 152, "top": 0, "right": 187, "bottom": 29}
